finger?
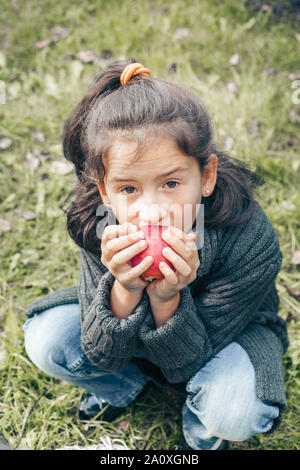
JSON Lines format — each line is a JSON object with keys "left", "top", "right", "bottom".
{"left": 186, "top": 234, "right": 198, "bottom": 251}
{"left": 168, "top": 226, "right": 197, "bottom": 245}
{"left": 111, "top": 238, "right": 148, "bottom": 268}
{"left": 125, "top": 255, "right": 154, "bottom": 280}
{"left": 162, "top": 228, "right": 184, "bottom": 245}
{"left": 171, "top": 227, "right": 197, "bottom": 249}
{"left": 162, "top": 230, "right": 195, "bottom": 260}
{"left": 166, "top": 226, "right": 187, "bottom": 239}
{"left": 158, "top": 261, "right": 178, "bottom": 285}
{"left": 106, "top": 230, "right": 145, "bottom": 256}
{"left": 163, "top": 226, "right": 196, "bottom": 244}
{"left": 102, "top": 222, "right": 137, "bottom": 244}
{"left": 161, "top": 246, "right": 192, "bottom": 277}
{"left": 187, "top": 232, "right": 197, "bottom": 241}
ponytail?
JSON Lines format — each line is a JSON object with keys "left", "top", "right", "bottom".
{"left": 203, "top": 153, "right": 264, "bottom": 228}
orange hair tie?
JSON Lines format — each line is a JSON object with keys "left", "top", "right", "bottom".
{"left": 120, "top": 62, "right": 150, "bottom": 86}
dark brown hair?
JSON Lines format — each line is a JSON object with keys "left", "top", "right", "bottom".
{"left": 62, "top": 58, "right": 264, "bottom": 256}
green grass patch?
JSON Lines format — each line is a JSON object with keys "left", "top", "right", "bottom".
{"left": 0, "top": 0, "right": 299, "bottom": 450}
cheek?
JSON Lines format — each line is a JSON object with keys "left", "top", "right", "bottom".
{"left": 113, "top": 197, "right": 132, "bottom": 222}
{"left": 168, "top": 204, "right": 195, "bottom": 233}
{"left": 179, "top": 187, "right": 202, "bottom": 231}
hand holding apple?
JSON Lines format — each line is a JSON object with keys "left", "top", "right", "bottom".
{"left": 100, "top": 222, "right": 154, "bottom": 293}
{"left": 129, "top": 225, "right": 176, "bottom": 281}
{"left": 144, "top": 225, "right": 200, "bottom": 303}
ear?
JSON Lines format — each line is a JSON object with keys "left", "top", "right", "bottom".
{"left": 96, "top": 182, "right": 111, "bottom": 207}
{"left": 202, "top": 153, "right": 218, "bottom": 197}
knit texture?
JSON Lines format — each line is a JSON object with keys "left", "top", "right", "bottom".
{"left": 26, "top": 201, "right": 289, "bottom": 432}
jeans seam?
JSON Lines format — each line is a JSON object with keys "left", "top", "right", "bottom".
{"left": 112, "top": 380, "right": 147, "bottom": 407}
{"left": 68, "top": 354, "right": 87, "bottom": 372}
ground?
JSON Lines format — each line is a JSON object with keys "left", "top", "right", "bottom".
{"left": 0, "top": 0, "right": 299, "bottom": 450}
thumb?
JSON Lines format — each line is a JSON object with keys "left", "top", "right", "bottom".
{"left": 187, "top": 232, "right": 196, "bottom": 241}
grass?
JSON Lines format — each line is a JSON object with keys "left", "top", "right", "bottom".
{"left": 0, "top": 0, "right": 299, "bottom": 450}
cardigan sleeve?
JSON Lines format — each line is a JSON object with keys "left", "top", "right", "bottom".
{"left": 78, "top": 248, "right": 151, "bottom": 371}
{"left": 138, "top": 207, "right": 283, "bottom": 383}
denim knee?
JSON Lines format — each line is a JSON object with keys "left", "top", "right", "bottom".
{"left": 195, "top": 388, "right": 280, "bottom": 441}
{"left": 23, "top": 303, "right": 85, "bottom": 378}
{"left": 23, "top": 304, "right": 149, "bottom": 408}
{"left": 185, "top": 342, "right": 280, "bottom": 442}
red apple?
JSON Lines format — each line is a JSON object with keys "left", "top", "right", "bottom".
{"left": 129, "top": 225, "right": 176, "bottom": 281}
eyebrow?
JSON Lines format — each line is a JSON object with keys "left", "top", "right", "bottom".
{"left": 110, "top": 166, "right": 189, "bottom": 183}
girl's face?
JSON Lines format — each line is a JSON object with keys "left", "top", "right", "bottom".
{"left": 97, "top": 135, "right": 217, "bottom": 233}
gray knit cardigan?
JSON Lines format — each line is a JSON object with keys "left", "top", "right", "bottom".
{"left": 26, "top": 201, "right": 289, "bottom": 432}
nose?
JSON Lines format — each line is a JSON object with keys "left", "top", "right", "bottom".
{"left": 138, "top": 203, "right": 168, "bottom": 227}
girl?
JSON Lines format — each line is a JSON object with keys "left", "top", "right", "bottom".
{"left": 23, "top": 59, "right": 289, "bottom": 450}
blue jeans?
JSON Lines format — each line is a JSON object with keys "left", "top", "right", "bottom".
{"left": 23, "top": 303, "right": 279, "bottom": 450}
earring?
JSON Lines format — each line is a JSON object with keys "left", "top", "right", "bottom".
{"left": 204, "top": 188, "right": 210, "bottom": 195}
